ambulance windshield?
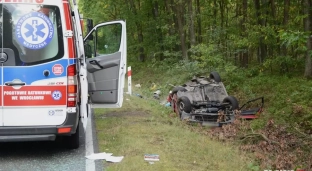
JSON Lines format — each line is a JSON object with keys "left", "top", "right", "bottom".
{"left": 0, "top": 4, "right": 64, "bottom": 66}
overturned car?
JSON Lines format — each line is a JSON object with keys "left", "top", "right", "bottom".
{"left": 168, "top": 72, "right": 263, "bottom": 127}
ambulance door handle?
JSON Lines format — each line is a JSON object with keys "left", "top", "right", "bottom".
{"left": 5, "top": 82, "right": 26, "bottom": 86}
{"left": 89, "top": 60, "right": 103, "bottom": 69}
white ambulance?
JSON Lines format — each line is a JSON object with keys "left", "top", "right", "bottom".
{"left": 0, "top": 0, "right": 127, "bottom": 149}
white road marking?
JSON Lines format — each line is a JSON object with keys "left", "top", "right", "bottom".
{"left": 86, "top": 105, "right": 96, "bottom": 171}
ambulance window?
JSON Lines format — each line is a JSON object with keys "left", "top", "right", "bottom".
{"left": 1, "top": 4, "right": 64, "bottom": 66}
{"left": 95, "top": 24, "right": 121, "bottom": 56}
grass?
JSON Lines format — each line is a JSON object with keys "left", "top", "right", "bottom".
{"left": 93, "top": 60, "right": 312, "bottom": 170}
{"left": 132, "top": 62, "right": 312, "bottom": 130}
{"left": 94, "top": 93, "right": 256, "bottom": 171}
{"left": 221, "top": 72, "right": 312, "bottom": 131}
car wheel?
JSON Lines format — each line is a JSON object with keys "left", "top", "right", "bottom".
{"left": 177, "top": 96, "right": 192, "bottom": 118}
{"left": 171, "top": 87, "right": 187, "bottom": 115}
{"left": 223, "top": 96, "right": 239, "bottom": 110}
{"left": 209, "top": 71, "right": 221, "bottom": 82}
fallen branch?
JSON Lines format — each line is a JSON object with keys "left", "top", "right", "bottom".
{"left": 293, "top": 127, "right": 312, "bottom": 140}
{"left": 240, "top": 133, "right": 279, "bottom": 144}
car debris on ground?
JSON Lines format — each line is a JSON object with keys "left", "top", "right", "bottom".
{"left": 153, "top": 90, "right": 161, "bottom": 99}
{"left": 86, "top": 152, "right": 124, "bottom": 163}
{"left": 135, "top": 84, "right": 142, "bottom": 88}
{"left": 144, "top": 154, "right": 160, "bottom": 164}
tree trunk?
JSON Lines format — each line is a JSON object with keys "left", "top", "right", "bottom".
{"left": 235, "top": 1, "right": 241, "bottom": 65}
{"left": 218, "top": 0, "right": 225, "bottom": 55}
{"left": 282, "top": 0, "right": 290, "bottom": 55}
{"left": 172, "top": 0, "right": 188, "bottom": 60}
{"left": 269, "top": 0, "right": 277, "bottom": 59}
{"left": 128, "top": 0, "right": 145, "bottom": 62}
{"left": 164, "top": 0, "right": 175, "bottom": 36}
{"left": 280, "top": 0, "right": 290, "bottom": 72}
{"left": 152, "top": 1, "right": 165, "bottom": 60}
{"left": 219, "top": 0, "right": 224, "bottom": 29}
{"left": 255, "top": 0, "right": 267, "bottom": 63}
{"left": 213, "top": 0, "right": 217, "bottom": 27}
{"left": 304, "top": 0, "right": 312, "bottom": 78}
{"left": 241, "top": 0, "right": 248, "bottom": 67}
{"left": 169, "top": 0, "right": 181, "bottom": 52}
{"left": 188, "top": 0, "right": 196, "bottom": 46}
{"left": 195, "top": 0, "right": 202, "bottom": 43}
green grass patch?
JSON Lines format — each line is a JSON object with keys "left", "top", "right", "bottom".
{"left": 131, "top": 61, "right": 312, "bottom": 132}
{"left": 222, "top": 72, "right": 312, "bottom": 131}
{"left": 94, "top": 60, "right": 312, "bottom": 170}
{"left": 94, "top": 95, "right": 256, "bottom": 171}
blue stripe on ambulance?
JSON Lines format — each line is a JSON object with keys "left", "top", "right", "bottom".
{"left": 3, "top": 59, "right": 71, "bottom": 85}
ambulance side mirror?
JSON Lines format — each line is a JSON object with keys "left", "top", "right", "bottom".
{"left": 87, "top": 19, "right": 93, "bottom": 33}
{"left": 85, "top": 19, "right": 94, "bottom": 40}
{"left": 86, "top": 34, "right": 93, "bottom": 41}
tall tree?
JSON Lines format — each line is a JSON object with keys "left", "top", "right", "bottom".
{"left": 304, "top": 0, "right": 312, "bottom": 78}
{"left": 128, "top": 0, "right": 145, "bottom": 62}
{"left": 188, "top": 0, "right": 196, "bottom": 46}
{"left": 240, "top": 0, "right": 248, "bottom": 67}
{"left": 151, "top": 0, "right": 165, "bottom": 60}
{"left": 171, "top": 0, "right": 188, "bottom": 60}
{"left": 254, "top": 0, "right": 267, "bottom": 63}
{"left": 195, "top": 0, "right": 202, "bottom": 43}
{"left": 280, "top": 0, "right": 290, "bottom": 72}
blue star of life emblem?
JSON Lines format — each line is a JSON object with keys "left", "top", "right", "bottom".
{"left": 16, "top": 11, "right": 54, "bottom": 50}
{"left": 24, "top": 20, "right": 46, "bottom": 41}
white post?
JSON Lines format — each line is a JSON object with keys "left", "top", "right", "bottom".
{"left": 128, "top": 66, "right": 132, "bottom": 95}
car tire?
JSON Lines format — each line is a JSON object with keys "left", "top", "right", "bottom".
{"left": 171, "top": 86, "right": 187, "bottom": 94}
{"left": 210, "top": 71, "right": 221, "bottom": 82}
{"left": 177, "top": 96, "right": 192, "bottom": 116}
{"left": 223, "top": 96, "right": 239, "bottom": 110}
{"left": 171, "top": 87, "right": 187, "bottom": 115}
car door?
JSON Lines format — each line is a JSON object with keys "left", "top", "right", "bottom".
{"left": 83, "top": 21, "right": 127, "bottom": 108}
{"left": 1, "top": 3, "right": 68, "bottom": 126}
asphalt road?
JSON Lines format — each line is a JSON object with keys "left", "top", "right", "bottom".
{"left": 0, "top": 112, "right": 103, "bottom": 171}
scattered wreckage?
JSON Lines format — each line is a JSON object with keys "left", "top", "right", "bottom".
{"left": 167, "top": 72, "right": 264, "bottom": 127}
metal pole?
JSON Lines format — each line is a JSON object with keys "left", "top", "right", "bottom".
{"left": 128, "top": 66, "right": 132, "bottom": 95}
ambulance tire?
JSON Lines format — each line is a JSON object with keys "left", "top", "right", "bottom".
{"left": 65, "top": 104, "right": 80, "bottom": 149}
{"left": 65, "top": 124, "right": 80, "bottom": 149}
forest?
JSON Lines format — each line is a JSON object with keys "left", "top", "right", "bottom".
{"left": 79, "top": 0, "right": 312, "bottom": 170}
{"left": 78, "top": 0, "right": 312, "bottom": 77}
